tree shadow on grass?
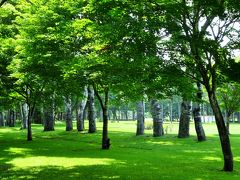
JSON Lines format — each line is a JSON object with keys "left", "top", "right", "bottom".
{"left": 1, "top": 127, "right": 240, "bottom": 179}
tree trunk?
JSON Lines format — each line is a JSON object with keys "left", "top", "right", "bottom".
{"left": 88, "top": 85, "right": 96, "bottom": 133}
{"left": 112, "top": 107, "right": 117, "bottom": 121}
{"left": 44, "top": 104, "right": 55, "bottom": 131}
{"left": 193, "top": 82, "right": 206, "bottom": 141}
{"left": 27, "top": 105, "right": 34, "bottom": 141}
{"left": 178, "top": 101, "right": 191, "bottom": 138}
{"left": 33, "top": 106, "right": 43, "bottom": 124}
{"left": 136, "top": 101, "right": 145, "bottom": 136}
{"left": 76, "top": 86, "right": 88, "bottom": 131}
{"left": 94, "top": 85, "right": 110, "bottom": 150}
{"left": 193, "top": 103, "right": 206, "bottom": 141}
{"left": 64, "top": 96, "right": 73, "bottom": 131}
{"left": 0, "top": 112, "right": 4, "bottom": 127}
{"left": 8, "top": 109, "right": 15, "bottom": 127}
{"left": 124, "top": 108, "right": 128, "bottom": 121}
{"left": 208, "top": 91, "right": 233, "bottom": 171}
{"left": 150, "top": 99, "right": 164, "bottom": 137}
{"left": 102, "top": 105, "right": 109, "bottom": 149}
{"left": 226, "top": 111, "right": 231, "bottom": 135}
{"left": 237, "top": 112, "right": 240, "bottom": 123}
{"left": 21, "top": 103, "right": 28, "bottom": 129}
{"left": 132, "top": 110, "right": 135, "bottom": 120}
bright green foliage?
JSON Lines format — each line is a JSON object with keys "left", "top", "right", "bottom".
{"left": 0, "top": 2, "right": 18, "bottom": 109}
{"left": 218, "top": 83, "right": 240, "bottom": 116}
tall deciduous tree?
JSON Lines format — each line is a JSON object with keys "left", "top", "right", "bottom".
{"left": 160, "top": 0, "right": 240, "bottom": 171}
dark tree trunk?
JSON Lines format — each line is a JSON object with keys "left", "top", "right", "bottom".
{"left": 124, "top": 107, "right": 128, "bottom": 121}
{"left": 44, "top": 104, "right": 55, "bottom": 131}
{"left": 226, "top": 111, "right": 231, "bottom": 135}
{"left": 102, "top": 105, "right": 109, "bottom": 149}
{"left": 0, "top": 112, "right": 4, "bottom": 127}
{"left": 112, "top": 107, "right": 117, "bottom": 121}
{"left": 132, "top": 110, "right": 135, "bottom": 120}
{"left": 193, "top": 82, "right": 206, "bottom": 141}
{"left": 237, "top": 112, "right": 240, "bottom": 123}
{"left": 27, "top": 105, "right": 34, "bottom": 141}
{"left": 8, "top": 109, "right": 15, "bottom": 127}
{"left": 94, "top": 85, "right": 110, "bottom": 150}
{"left": 150, "top": 99, "right": 164, "bottom": 137}
{"left": 193, "top": 104, "right": 206, "bottom": 141}
{"left": 33, "top": 107, "right": 43, "bottom": 124}
{"left": 178, "top": 101, "right": 191, "bottom": 138}
{"left": 88, "top": 86, "right": 96, "bottom": 133}
{"left": 64, "top": 96, "right": 73, "bottom": 131}
{"left": 208, "top": 91, "right": 233, "bottom": 171}
{"left": 136, "top": 101, "right": 145, "bottom": 136}
{"left": 76, "top": 86, "right": 88, "bottom": 131}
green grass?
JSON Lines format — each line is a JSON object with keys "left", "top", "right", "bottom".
{"left": 0, "top": 121, "right": 240, "bottom": 179}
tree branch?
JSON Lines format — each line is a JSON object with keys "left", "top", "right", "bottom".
{"left": 0, "top": 0, "right": 7, "bottom": 7}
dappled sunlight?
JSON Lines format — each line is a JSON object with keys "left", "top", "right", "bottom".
{"left": 183, "top": 150, "right": 216, "bottom": 154}
{"left": 147, "top": 141, "right": 175, "bottom": 146}
{"left": 201, "top": 156, "right": 222, "bottom": 162}
{"left": 234, "top": 157, "right": 240, "bottom": 162}
{"left": 7, "top": 157, "right": 123, "bottom": 168}
{"left": 101, "top": 175, "right": 121, "bottom": 179}
{"left": 5, "top": 147, "right": 32, "bottom": 156}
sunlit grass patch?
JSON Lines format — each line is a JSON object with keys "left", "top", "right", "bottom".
{"left": 8, "top": 157, "right": 120, "bottom": 168}
{"left": 0, "top": 121, "right": 240, "bottom": 179}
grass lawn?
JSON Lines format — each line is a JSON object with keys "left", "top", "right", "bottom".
{"left": 0, "top": 121, "right": 240, "bottom": 180}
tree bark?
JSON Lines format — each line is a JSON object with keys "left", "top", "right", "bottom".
{"left": 150, "top": 99, "right": 164, "bottom": 137}
{"left": 178, "top": 101, "right": 191, "bottom": 138}
{"left": 64, "top": 96, "right": 73, "bottom": 131}
{"left": 193, "top": 82, "right": 206, "bottom": 141}
{"left": 76, "top": 86, "right": 88, "bottom": 131}
{"left": 27, "top": 105, "right": 34, "bottom": 141}
{"left": 33, "top": 107, "right": 43, "bottom": 124}
{"left": 136, "top": 101, "right": 145, "bottom": 136}
{"left": 0, "top": 112, "right": 4, "bottom": 127}
{"left": 21, "top": 103, "right": 28, "bottom": 129}
{"left": 44, "top": 103, "right": 55, "bottom": 131}
{"left": 94, "top": 85, "right": 110, "bottom": 150}
{"left": 226, "top": 111, "right": 231, "bottom": 135}
{"left": 208, "top": 91, "right": 233, "bottom": 171}
{"left": 88, "top": 85, "right": 96, "bottom": 133}
{"left": 193, "top": 104, "right": 206, "bottom": 141}
{"left": 8, "top": 109, "right": 15, "bottom": 127}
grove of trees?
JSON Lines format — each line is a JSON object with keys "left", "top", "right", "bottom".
{"left": 1, "top": 0, "right": 240, "bottom": 172}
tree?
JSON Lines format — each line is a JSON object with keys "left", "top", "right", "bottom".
{"left": 76, "top": 86, "right": 88, "bottom": 131}
{"left": 160, "top": 0, "right": 240, "bottom": 171}
{"left": 178, "top": 101, "right": 191, "bottom": 138}
{"left": 193, "top": 82, "right": 206, "bottom": 141}
{"left": 64, "top": 95, "right": 73, "bottom": 131}
{"left": 0, "top": 0, "right": 7, "bottom": 7}
{"left": 217, "top": 83, "right": 240, "bottom": 134}
{"left": 136, "top": 101, "right": 145, "bottom": 136}
{"left": 150, "top": 99, "right": 164, "bottom": 137}
{"left": 88, "top": 85, "right": 96, "bottom": 133}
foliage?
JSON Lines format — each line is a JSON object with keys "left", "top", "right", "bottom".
{"left": 217, "top": 83, "right": 240, "bottom": 115}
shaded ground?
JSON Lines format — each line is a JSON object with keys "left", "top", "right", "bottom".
{"left": 0, "top": 122, "right": 240, "bottom": 179}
